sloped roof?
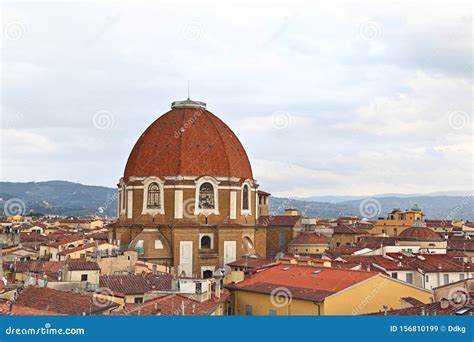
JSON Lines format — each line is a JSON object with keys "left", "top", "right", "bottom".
{"left": 99, "top": 273, "right": 173, "bottom": 296}
{"left": 288, "top": 233, "right": 329, "bottom": 245}
{"left": 15, "top": 287, "right": 117, "bottom": 315}
{"left": 113, "top": 290, "right": 230, "bottom": 316}
{"left": 258, "top": 215, "right": 301, "bottom": 227}
{"left": 226, "top": 264, "right": 377, "bottom": 302}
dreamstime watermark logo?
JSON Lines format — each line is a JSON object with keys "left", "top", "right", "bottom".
{"left": 92, "top": 287, "right": 114, "bottom": 308}
{"left": 182, "top": 198, "right": 196, "bottom": 219}
{"left": 270, "top": 287, "right": 292, "bottom": 308}
{"left": 93, "top": 110, "right": 115, "bottom": 130}
{"left": 359, "top": 198, "right": 381, "bottom": 219}
{"left": 4, "top": 21, "right": 26, "bottom": 41}
{"left": 4, "top": 323, "right": 85, "bottom": 336}
{"left": 181, "top": 22, "right": 202, "bottom": 41}
{"left": 443, "top": 195, "right": 473, "bottom": 225}
{"left": 263, "top": 13, "right": 299, "bottom": 47}
{"left": 260, "top": 198, "right": 293, "bottom": 228}
{"left": 3, "top": 198, "right": 26, "bottom": 216}
{"left": 272, "top": 110, "right": 292, "bottom": 130}
{"left": 448, "top": 110, "right": 471, "bottom": 130}
{"left": 447, "top": 287, "right": 470, "bottom": 309}
{"left": 95, "top": 193, "right": 118, "bottom": 217}
{"left": 358, "top": 20, "right": 381, "bottom": 41}
{"left": 174, "top": 108, "right": 204, "bottom": 138}
{"left": 85, "top": 12, "right": 121, "bottom": 46}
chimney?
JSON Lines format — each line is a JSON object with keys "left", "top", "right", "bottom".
{"left": 181, "top": 301, "right": 185, "bottom": 315}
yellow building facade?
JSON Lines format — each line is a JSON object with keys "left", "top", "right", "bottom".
{"left": 229, "top": 266, "right": 432, "bottom": 315}
{"left": 369, "top": 206, "right": 425, "bottom": 237}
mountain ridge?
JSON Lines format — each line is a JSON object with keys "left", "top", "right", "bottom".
{"left": 0, "top": 181, "right": 472, "bottom": 220}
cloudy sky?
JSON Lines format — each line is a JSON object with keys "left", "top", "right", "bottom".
{"left": 1, "top": 0, "right": 472, "bottom": 197}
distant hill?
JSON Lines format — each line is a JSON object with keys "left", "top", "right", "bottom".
{"left": 0, "top": 181, "right": 117, "bottom": 217}
{"left": 270, "top": 195, "right": 474, "bottom": 220}
{"left": 294, "top": 190, "right": 474, "bottom": 203}
{"left": 1, "top": 181, "right": 472, "bottom": 220}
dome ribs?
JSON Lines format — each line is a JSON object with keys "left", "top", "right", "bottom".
{"left": 123, "top": 105, "right": 253, "bottom": 180}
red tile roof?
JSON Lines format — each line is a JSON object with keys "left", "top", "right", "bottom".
{"left": 58, "top": 241, "right": 108, "bottom": 256}
{"left": 333, "top": 224, "right": 367, "bottom": 234}
{"left": 386, "top": 253, "right": 472, "bottom": 273}
{"left": 124, "top": 106, "right": 252, "bottom": 180}
{"left": 13, "top": 260, "right": 65, "bottom": 274}
{"left": 0, "top": 300, "right": 64, "bottom": 316}
{"left": 401, "top": 297, "right": 424, "bottom": 307}
{"left": 15, "top": 287, "right": 117, "bottom": 315}
{"left": 258, "top": 215, "right": 301, "bottom": 227}
{"left": 47, "top": 235, "right": 84, "bottom": 248}
{"left": 288, "top": 233, "right": 329, "bottom": 245}
{"left": 113, "top": 290, "right": 230, "bottom": 316}
{"left": 65, "top": 260, "right": 100, "bottom": 271}
{"left": 425, "top": 220, "right": 455, "bottom": 228}
{"left": 398, "top": 226, "right": 443, "bottom": 241}
{"left": 369, "top": 294, "right": 474, "bottom": 316}
{"left": 20, "top": 232, "right": 49, "bottom": 243}
{"left": 226, "top": 264, "right": 377, "bottom": 302}
{"left": 448, "top": 239, "right": 474, "bottom": 252}
{"left": 99, "top": 273, "right": 173, "bottom": 296}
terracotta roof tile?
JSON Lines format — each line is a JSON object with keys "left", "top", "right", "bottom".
{"left": 15, "top": 287, "right": 117, "bottom": 315}
{"left": 369, "top": 294, "right": 474, "bottom": 315}
{"left": 124, "top": 106, "right": 252, "bottom": 180}
{"left": 288, "top": 233, "right": 329, "bottom": 245}
{"left": 113, "top": 290, "right": 230, "bottom": 316}
{"left": 65, "top": 260, "right": 100, "bottom": 271}
{"left": 226, "top": 264, "right": 377, "bottom": 302}
{"left": 258, "top": 215, "right": 301, "bottom": 227}
{"left": 99, "top": 273, "right": 173, "bottom": 295}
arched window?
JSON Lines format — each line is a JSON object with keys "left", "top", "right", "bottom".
{"left": 242, "top": 236, "right": 254, "bottom": 254}
{"left": 200, "top": 235, "right": 211, "bottom": 249}
{"left": 199, "top": 182, "right": 215, "bottom": 209}
{"left": 242, "top": 185, "right": 249, "bottom": 210}
{"left": 147, "top": 183, "right": 161, "bottom": 209}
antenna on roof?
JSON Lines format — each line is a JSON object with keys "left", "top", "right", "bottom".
{"left": 187, "top": 80, "right": 190, "bottom": 100}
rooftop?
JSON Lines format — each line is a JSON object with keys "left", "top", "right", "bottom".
{"left": 288, "top": 233, "right": 329, "bottom": 245}
{"left": 258, "top": 215, "right": 301, "bottom": 227}
{"left": 226, "top": 264, "right": 377, "bottom": 302}
{"left": 99, "top": 273, "right": 174, "bottom": 296}
{"left": 113, "top": 290, "right": 230, "bottom": 316}
{"left": 65, "top": 260, "right": 101, "bottom": 271}
{"left": 14, "top": 287, "right": 117, "bottom": 315}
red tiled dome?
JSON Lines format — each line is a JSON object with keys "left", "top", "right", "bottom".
{"left": 398, "top": 226, "right": 442, "bottom": 241}
{"left": 124, "top": 101, "right": 252, "bottom": 180}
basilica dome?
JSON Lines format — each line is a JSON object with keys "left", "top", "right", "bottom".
{"left": 124, "top": 99, "right": 253, "bottom": 181}
{"left": 398, "top": 219, "right": 443, "bottom": 241}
